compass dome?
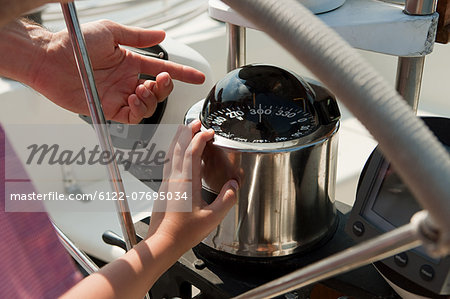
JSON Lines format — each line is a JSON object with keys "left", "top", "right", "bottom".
{"left": 201, "top": 64, "right": 318, "bottom": 143}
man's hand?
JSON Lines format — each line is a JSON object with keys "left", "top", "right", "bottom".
{"left": 31, "top": 20, "right": 205, "bottom": 123}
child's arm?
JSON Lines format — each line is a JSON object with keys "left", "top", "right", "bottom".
{"left": 62, "top": 120, "right": 238, "bottom": 299}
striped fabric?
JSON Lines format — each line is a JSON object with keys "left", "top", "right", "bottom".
{"left": 0, "top": 126, "right": 82, "bottom": 298}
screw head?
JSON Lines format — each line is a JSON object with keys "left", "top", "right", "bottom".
{"left": 193, "top": 259, "right": 206, "bottom": 270}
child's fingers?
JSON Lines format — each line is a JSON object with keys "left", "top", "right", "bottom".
{"left": 182, "top": 129, "right": 214, "bottom": 177}
{"left": 203, "top": 179, "right": 239, "bottom": 225}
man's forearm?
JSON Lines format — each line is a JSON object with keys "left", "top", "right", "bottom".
{"left": 0, "top": 0, "right": 48, "bottom": 28}
{"left": 0, "top": 19, "right": 51, "bottom": 86}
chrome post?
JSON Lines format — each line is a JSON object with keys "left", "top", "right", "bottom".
{"left": 396, "top": 0, "right": 438, "bottom": 112}
{"left": 227, "top": 23, "right": 246, "bottom": 71}
{"left": 395, "top": 56, "right": 425, "bottom": 112}
{"left": 404, "top": 0, "right": 437, "bottom": 15}
{"left": 233, "top": 211, "right": 429, "bottom": 299}
{"left": 61, "top": 2, "right": 137, "bottom": 250}
{"left": 53, "top": 222, "right": 99, "bottom": 275}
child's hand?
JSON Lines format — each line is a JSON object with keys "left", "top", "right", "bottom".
{"left": 147, "top": 120, "right": 238, "bottom": 255}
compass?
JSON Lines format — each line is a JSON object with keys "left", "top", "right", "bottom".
{"left": 199, "top": 64, "right": 341, "bottom": 145}
{"left": 185, "top": 64, "right": 341, "bottom": 257}
{"left": 201, "top": 65, "right": 321, "bottom": 143}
